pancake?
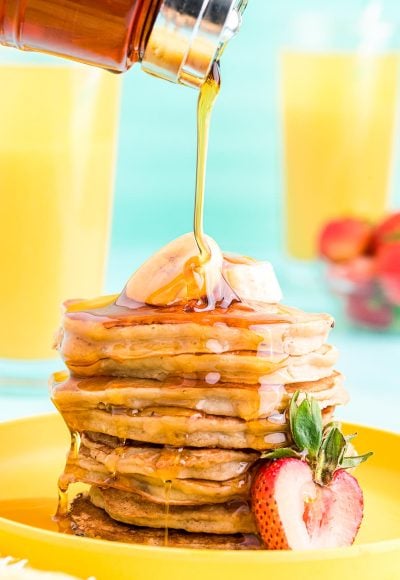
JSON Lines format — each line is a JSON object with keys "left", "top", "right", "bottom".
{"left": 58, "top": 300, "right": 334, "bottom": 364}
{"left": 69, "top": 494, "right": 262, "bottom": 549}
{"left": 89, "top": 486, "right": 257, "bottom": 534}
{"left": 52, "top": 371, "right": 348, "bottom": 421}
{"left": 78, "top": 433, "right": 259, "bottom": 481}
{"left": 60, "top": 404, "right": 335, "bottom": 450}
{"left": 60, "top": 455, "right": 252, "bottom": 505}
{"left": 59, "top": 344, "right": 337, "bottom": 384}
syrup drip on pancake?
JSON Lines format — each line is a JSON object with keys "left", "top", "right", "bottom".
{"left": 164, "top": 480, "right": 172, "bottom": 546}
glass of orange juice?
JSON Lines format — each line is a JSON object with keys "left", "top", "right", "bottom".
{"left": 0, "top": 50, "right": 120, "bottom": 386}
{"left": 279, "top": 4, "right": 400, "bottom": 259}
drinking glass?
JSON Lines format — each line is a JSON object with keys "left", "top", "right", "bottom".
{"left": 0, "top": 49, "right": 120, "bottom": 386}
{"left": 280, "top": 1, "right": 400, "bottom": 259}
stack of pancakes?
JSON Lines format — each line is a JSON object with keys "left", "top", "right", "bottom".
{"left": 52, "top": 296, "right": 348, "bottom": 549}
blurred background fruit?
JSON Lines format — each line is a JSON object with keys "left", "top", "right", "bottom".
{"left": 320, "top": 213, "right": 400, "bottom": 331}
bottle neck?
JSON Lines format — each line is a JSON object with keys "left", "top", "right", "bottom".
{"left": 142, "top": 0, "right": 248, "bottom": 88}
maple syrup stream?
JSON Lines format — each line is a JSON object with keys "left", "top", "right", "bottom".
{"left": 143, "top": 61, "right": 222, "bottom": 308}
{"left": 194, "top": 61, "right": 221, "bottom": 260}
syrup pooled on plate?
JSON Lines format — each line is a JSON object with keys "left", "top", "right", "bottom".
{"left": 0, "top": 497, "right": 59, "bottom": 532}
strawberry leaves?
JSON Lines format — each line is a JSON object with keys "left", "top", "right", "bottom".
{"left": 260, "top": 392, "right": 372, "bottom": 486}
{"left": 340, "top": 452, "right": 373, "bottom": 469}
{"left": 315, "top": 425, "right": 347, "bottom": 484}
{"left": 261, "top": 448, "right": 300, "bottom": 461}
{"left": 289, "top": 391, "right": 322, "bottom": 460}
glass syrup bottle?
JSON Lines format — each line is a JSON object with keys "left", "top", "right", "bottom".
{"left": 0, "top": 0, "right": 247, "bottom": 87}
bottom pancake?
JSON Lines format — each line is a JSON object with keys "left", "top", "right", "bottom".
{"left": 69, "top": 494, "right": 262, "bottom": 550}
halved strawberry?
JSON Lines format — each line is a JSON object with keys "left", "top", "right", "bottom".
{"left": 252, "top": 458, "right": 363, "bottom": 550}
{"left": 251, "top": 393, "right": 371, "bottom": 550}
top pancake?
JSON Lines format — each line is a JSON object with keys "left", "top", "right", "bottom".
{"left": 56, "top": 299, "right": 334, "bottom": 382}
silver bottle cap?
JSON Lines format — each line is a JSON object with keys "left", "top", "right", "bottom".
{"left": 142, "top": 0, "right": 248, "bottom": 88}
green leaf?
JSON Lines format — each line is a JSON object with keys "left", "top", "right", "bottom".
{"left": 324, "top": 427, "right": 346, "bottom": 465}
{"left": 341, "top": 452, "right": 373, "bottom": 469}
{"left": 260, "top": 448, "right": 300, "bottom": 460}
{"left": 290, "top": 394, "right": 322, "bottom": 458}
{"left": 289, "top": 391, "right": 300, "bottom": 436}
{"left": 315, "top": 427, "right": 347, "bottom": 485}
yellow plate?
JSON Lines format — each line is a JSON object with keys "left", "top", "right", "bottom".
{"left": 0, "top": 414, "right": 399, "bottom": 580}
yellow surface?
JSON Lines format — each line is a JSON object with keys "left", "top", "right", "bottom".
{"left": 281, "top": 52, "right": 398, "bottom": 259}
{"left": 0, "top": 66, "right": 120, "bottom": 359}
{"left": 0, "top": 414, "right": 399, "bottom": 579}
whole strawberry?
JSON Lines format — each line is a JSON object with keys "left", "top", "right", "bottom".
{"left": 319, "top": 218, "right": 373, "bottom": 262}
{"left": 252, "top": 393, "right": 372, "bottom": 550}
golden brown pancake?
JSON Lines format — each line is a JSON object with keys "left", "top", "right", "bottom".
{"left": 59, "top": 344, "right": 337, "bottom": 384}
{"left": 61, "top": 460, "right": 252, "bottom": 505}
{"left": 58, "top": 300, "right": 334, "bottom": 362}
{"left": 57, "top": 299, "right": 335, "bottom": 384}
{"left": 59, "top": 404, "right": 335, "bottom": 450}
{"left": 89, "top": 486, "right": 257, "bottom": 534}
{"left": 52, "top": 371, "right": 347, "bottom": 421}
{"left": 79, "top": 432, "right": 259, "bottom": 481}
{"left": 69, "top": 494, "right": 262, "bottom": 549}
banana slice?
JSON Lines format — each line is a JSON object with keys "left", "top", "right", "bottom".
{"left": 124, "top": 233, "right": 223, "bottom": 306}
{"left": 223, "top": 253, "right": 282, "bottom": 304}
{"left": 122, "top": 234, "right": 282, "bottom": 307}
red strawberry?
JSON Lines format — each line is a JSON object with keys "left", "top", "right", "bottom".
{"left": 375, "top": 242, "right": 400, "bottom": 305}
{"left": 372, "top": 212, "right": 400, "bottom": 248}
{"left": 252, "top": 458, "right": 364, "bottom": 550}
{"left": 251, "top": 392, "right": 371, "bottom": 550}
{"left": 319, "top": 218, "right": 373, "bottom": 262}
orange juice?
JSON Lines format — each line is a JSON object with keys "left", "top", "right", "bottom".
{"left": 0, "top": 66, "right": 120, "bottom": 359}
{"left": 281, "top": 52, "right": 399, "bottom": 259}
